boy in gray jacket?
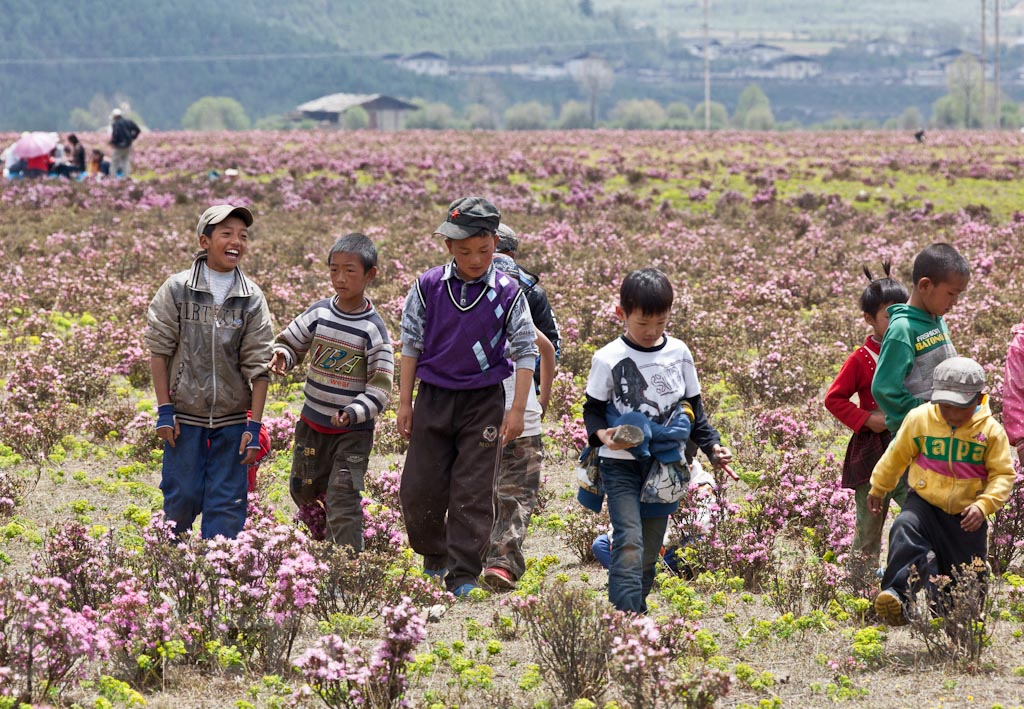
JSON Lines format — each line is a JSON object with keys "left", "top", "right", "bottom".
{"left": 145, "top": 204, "right": 275, "bottom": 539}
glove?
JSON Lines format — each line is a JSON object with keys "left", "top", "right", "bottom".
{"left": 156, "top": 403, "right": 175, "bottom": 430}
{"left": 245, "top": 420, "right": 263, "bottom": 449}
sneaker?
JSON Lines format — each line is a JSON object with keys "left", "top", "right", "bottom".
{"left": 452, "top": 582, "right": 480, "bottom": 598}
{"left": 875, "top": 589, "right": 908, "bottom": 627}
{"left": 482, "top": 566, "right": 517, "bottom": 590}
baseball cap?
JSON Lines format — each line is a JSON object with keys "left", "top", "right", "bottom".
{"left": 931, "top": 357, "right": 985, "bottom": 407}
{"left": 433, "top": 196, "right": 500, "bottom": 240}
{"left": 196, "top": 204, "right": 254, "bottom": 237}
{"left": 496, "top": 223, "right": 519, "bottom": 254}
{"left": 110, "top": 108, "right": 123, "bottom": 119}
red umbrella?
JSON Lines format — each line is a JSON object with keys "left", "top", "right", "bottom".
{"left": 11, "top": 132, "right": 58, "bottom": 159}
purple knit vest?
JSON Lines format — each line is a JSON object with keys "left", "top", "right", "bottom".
{"left": 416, "top": 265, "right": 520, "bottom": 390}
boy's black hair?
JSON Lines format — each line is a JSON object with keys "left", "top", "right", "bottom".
{"left": 859, "top": 261, "right": 909, "bottom": 316}
{"left": 911, "top": 242, "right": 970, "bottom": 285}
{"left": 67, "top": 134, "right": 79, "bottom": 144}
{"left": 328, "top": 232, "right": 377, "bottom": 271}
{"left": 620, "top": 268, "right": 673, "bottom": 316}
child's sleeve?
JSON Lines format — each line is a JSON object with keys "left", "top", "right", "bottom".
{"left": 145, "top": 279, "right": 179, "bottom": 358}
{"left": 400, "top": 282, "right": 426, "bottom": 357}
{"left": 871, "top": 334, "right": 916, "bottom": 432}
{"left": 240, "top": 295, "right": 275, "bottom": 384}
{"left": 824, "top": 350, "right": 872, "bottom": 432}
{"left": 344, "top": 323, "right": 395, "bottom": 425}
{"left": 582, "top": 356, "right": 612, "bottom": 447}
{"left": 868, "top": 408, "right": 923, "bottom": 497}
{"left": 977, "top": 426, "right": 1016, "bottom": 516}
{"left": 505, "top": 293, "right": 539, "bottom": 370}
{"left": 1003, "top": 324, "right": 1024, "bottom": 446}
{"left": 274, "top": 304, "right": 319, "bottom": 371}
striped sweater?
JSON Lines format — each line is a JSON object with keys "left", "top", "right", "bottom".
{"left": 274, "top": 297, "right": 394, "bottom": 430}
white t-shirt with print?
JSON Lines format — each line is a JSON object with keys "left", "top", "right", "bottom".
{"left": 585, "top": 335, "right": 700, "bottom": 459}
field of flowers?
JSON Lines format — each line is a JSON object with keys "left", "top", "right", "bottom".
{"left": 4, "top": 129, "right": 1024, "bottom": 707}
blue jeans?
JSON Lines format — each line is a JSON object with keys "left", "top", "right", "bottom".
{"left": 160, "top": 422, "right": 248, "bottom": 539}
{"left": 600, "top": 456, "right": 669, "bottom": 613}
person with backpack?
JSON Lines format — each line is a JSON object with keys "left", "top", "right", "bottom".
{"left": 109, "top": 108, "right": 141, "bottom": 178}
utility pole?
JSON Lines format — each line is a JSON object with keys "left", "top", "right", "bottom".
{"left": 996, "top": 0, "right": 1002, "bottom": 128}
{"left": 703, "top": 0, "right": 711, "bottom": 131}
{"left": 981, "top": 0, "right": 987, "bottom": 128}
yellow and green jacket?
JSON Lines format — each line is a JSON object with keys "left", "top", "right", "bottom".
{"left": 869, "top": 396, "right": 1014, "bottom": 516}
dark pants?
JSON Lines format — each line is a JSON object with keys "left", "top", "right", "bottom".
{"left": 160, "top": 422, "right": 248, "bottom": 539}
{"left": 881, "top": 491, "right": 988, "bottom": 610}
{"left": 290, "top": 421, "right": 373, "bottom": 552}
{"left": 600, "top": 456, "right": 669, "bottom": 614}
{"left": 399, "top": 381, "right": 504, "bottom": 590}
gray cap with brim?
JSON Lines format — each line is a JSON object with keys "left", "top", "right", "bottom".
{"left": 196, "top": 204, "right": 254, "bottom": 237}
{"left": 496, "top": 223, "right": 519, "bottom": 253}
{"left": 433, "top": 196, "right": 500, "bottom": 240}
{"left": 931, "top": 356, "right": 986, "bottom": 407}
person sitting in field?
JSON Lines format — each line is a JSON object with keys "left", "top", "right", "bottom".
{"left": 53, "top": 134, "right": 86, "bottom": 178}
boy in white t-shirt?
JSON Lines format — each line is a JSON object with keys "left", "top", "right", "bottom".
{"left": 581, "top": 268, "right": 733, "bottom": 613}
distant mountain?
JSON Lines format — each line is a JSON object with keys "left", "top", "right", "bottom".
{"left": 0, "top": 0, "right": 623, "bottom": 129}
{"left": 1, "top": 0, "right": 1019, "bottom": 130}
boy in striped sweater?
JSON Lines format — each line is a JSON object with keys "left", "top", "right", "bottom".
{"left": 269, "top": 233, "right": 395, "bottom": 551}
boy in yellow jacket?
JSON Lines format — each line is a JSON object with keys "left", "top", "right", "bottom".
{"left": 869, "top": 357, "right": 1014, "bottom": 626}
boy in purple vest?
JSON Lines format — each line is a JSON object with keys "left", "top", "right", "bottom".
{"left": 398, "top": 196, "right": 539, "bottom": 597}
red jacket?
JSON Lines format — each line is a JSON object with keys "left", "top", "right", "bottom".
{"left": 25, "top": 154, "right": 52, "bottom": 171}
{"left": 824, "top": 336, "right": 882, "bottom": 432}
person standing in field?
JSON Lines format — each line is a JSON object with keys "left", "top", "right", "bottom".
{"left": 146, "top": 204, "right": 274, "bottom": 539}
{"left": 824, "top": 264, "right": 908, "bottom": 592}
{"left": 269, "top": 233, "right": 394, "bottom": 552}
{"left": 580, "top": 268, "right": 732, "bottom": 614}
{"left": 398, "top": 197, "right": 538, "bottom": 598}
{"left": 495, "top": 223, "right": 561, "bottom": 397}
{"left": 109, "top": 108, "right": 141, "bottom": 178}
{"left": 872, "top": 242, "right": 969, "bottom": 435}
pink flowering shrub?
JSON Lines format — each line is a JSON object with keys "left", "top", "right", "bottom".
{"left": 609, "top": 614, "right": 730, "bottom": 708}
{"left": 294, "top": 596, "right": 426, "bottom": 709}
{"left": 509, "top": 587, "right": 614, "bottom": 705}
{"left": 311, "top": 546, "right": 448, "bottom": 620}
{"left": 202, "top": 498, "right": 326, "bottom": 670}
{"left": 0, "top": 575, "right": 112, "bottom": 705}
{"left": 262, "top": 409, "right": 298, "bottom": 451}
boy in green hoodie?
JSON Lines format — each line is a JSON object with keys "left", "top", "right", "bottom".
{"left": 871, "top": 243, "right": 970, "bottom": 434}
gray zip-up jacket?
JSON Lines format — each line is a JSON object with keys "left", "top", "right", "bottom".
{"left": 145, "top": 253, "right": 274, "bottom": 428}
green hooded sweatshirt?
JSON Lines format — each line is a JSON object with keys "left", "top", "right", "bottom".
{"left": 871, "top": 303, "right": 957, "bottom": 433}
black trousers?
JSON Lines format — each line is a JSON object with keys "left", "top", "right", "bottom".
{"left": 399, "top": 381, "right": 504, "bottom": 590}
{"left": 881, "top": 491, "right": 988, "bottom": 607}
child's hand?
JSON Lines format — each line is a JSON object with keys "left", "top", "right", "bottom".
{"left": 864, "top": 411, "right": 888, "bottom": 433}
{"left": 397, "top": 402, "right": 413, "bottom": 440}
{"left": 867, "top": 493, "right": 884, "bottom": 516}
{"left": 597, "top": 428, "right": 630, "bottom": 450}
{"left": 710, "top": 444, "right": 733, "bottom": 467}
{"left": 331, "top": 410, "right": 351, "bottom": 428}
{"left": 239, "top": 420, "right": 263, "bottom": 465}
{"left": 155, "top": 403, "right": 179, "bottom": 448}
{"left": 268, "top": 351, "right": 287, "bottom": 376}
{"left": 960, "top": 503, "right": 985, "bottom": 532}
{"left": 500, "top": 409, "right": 524, "bottom": 445}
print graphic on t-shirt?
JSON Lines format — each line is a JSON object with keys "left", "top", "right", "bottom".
{"left": 611, "top": 357, "right": 686, "bottom": 422}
